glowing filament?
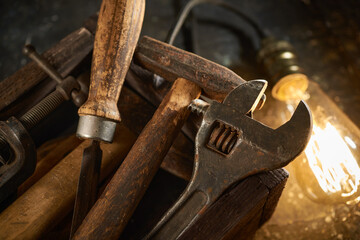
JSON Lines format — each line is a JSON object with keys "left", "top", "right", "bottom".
{"left": 305, "top": 122, "right": 360, "bottom": 198}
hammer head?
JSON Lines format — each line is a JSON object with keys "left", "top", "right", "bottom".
{"left": 193, "top": 80, "right": 312, "bottom": 190}
{"left": 134, "top": 36, "right": 247, "bottom": 102}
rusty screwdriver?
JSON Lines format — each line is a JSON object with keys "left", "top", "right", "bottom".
{"left": 70, "top": 0, "right": 145, "bottom": 236}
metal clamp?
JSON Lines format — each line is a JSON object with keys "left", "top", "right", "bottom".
{"left": 0, "top": 117, "right": 36, "bottom": 203}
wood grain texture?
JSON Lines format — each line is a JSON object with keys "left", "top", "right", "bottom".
{"left": 17, "top": 135, "right": 83, "bottom": 196}
{"left": 257, "top": 169, "right": 289, "bottom": 226}
{"left": 118, "top": 87, "right": 194, "bottom": 181}
{"left": 73, "top": 78, "right": 201, "bottom": 240}
{"left": 178, "top": 176, "right": 269, "bottom": 240}
{"left": 0, "top": 77, "right": 58, "bottom": 120}
{"left": 0, "top": 27, "right": 94, "bottom": 112}
{"left": 0, "top": 124, "right": 137, "bottom": 240}
{"left": 175, "top": 169, "right": 288, "bottom": 240}
{"left": 134, "top": 36, "right": 246, "bottom": 102}
{"left": 78, "top": 0, "right": 145, "bottom": 121}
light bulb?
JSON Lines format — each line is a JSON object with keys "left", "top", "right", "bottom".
{"left": 258, "top": 38, "right": 360, "bottom": 204}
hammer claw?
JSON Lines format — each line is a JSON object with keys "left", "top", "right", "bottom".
{"left": 274, "top": 100, "right": 312, "bottom": 160}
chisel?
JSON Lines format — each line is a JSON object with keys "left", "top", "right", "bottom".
{"left": 70, "top": 0, "right": 145, "bottom": 236}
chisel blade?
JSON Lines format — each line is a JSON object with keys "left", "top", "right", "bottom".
{"left": 70, "top": 140, "right": 102, "bottom": 237}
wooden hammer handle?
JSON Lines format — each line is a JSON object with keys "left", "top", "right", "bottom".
{"left": 78, "top": 0, "right": 145, "bottom": 122}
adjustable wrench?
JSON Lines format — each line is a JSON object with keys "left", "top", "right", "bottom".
{"left": 146, "top": 80, "right": 312, "bottom": 239}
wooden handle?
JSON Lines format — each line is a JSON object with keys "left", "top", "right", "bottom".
{"left": 73, "top": 78, "right": 201, "bottom": 240}
{"left": 78, "top": 0, "right": 145, "bottom": 122}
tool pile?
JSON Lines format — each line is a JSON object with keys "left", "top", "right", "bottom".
{"left": 0, "top": 0, "right": 312, "bottom": 239}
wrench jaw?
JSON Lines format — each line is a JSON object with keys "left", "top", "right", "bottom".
{"left": 273, "top": 100, "right": 313, "bottom": 164}
{"left": 223, "top": 79, "right": 267, "bottom": 115}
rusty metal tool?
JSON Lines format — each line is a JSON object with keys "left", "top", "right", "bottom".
{"left": 70, "top": 140, "right": 102, "bottom": 236}
{"left": 0, "top": 44, "right": 88, "bottom": 151}
{"left": 145, "top": 80, "right": 312, "bottom": 240}
{"left": 71, "top": 0, "right": 145, "bottom": 236}
{"left": 0, "top": 118, "right": 36, "bottom": 205}
{"left": 0, "top": 44, "right": 88, "bottom": 204}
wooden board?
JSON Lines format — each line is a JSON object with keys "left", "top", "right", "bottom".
{"left": 0, "top": 27, "right": 94, "bottom": 112}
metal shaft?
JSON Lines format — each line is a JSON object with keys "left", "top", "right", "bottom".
{"left": 70, "top": 140, "right": 102, "bottom": 237}
{"left": 0, "top": 90, "right": 65, "bottom": 163}
{"left": 23, "top": 45, "right": 63, "bottom": 84}
{"left": 19, "top": 90, "right": 65, "bottom": 130}
{"left": 0, "top": 45, "right": 70, "bottom": 165}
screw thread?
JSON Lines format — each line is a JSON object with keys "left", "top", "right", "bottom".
{"left": 188, "top": 99, "right": 209, "bottom": 115}
{"left": 20, "top": 90, "right": 65, "bottom": 130}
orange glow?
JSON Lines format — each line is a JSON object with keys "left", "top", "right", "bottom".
{"left": 303, "top": 121, "right": 360, "bottom": 202}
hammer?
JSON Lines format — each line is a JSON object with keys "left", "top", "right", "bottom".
{"left": 72, "top": 37, "right": 255, "bottom": 239}
{"left": 71, "top": 0, "right": 145, "bottom": 235}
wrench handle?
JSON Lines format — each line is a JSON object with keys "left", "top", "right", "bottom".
{"left": 78, "top": 0, "right": 145, "bottom": 122}
{"left": 146, "top": 186, "right": 210, "bottom": 240}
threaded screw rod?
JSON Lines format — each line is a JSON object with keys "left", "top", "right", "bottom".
{"left": 0, "top": 45, "right": 68, "bottom": 165}
{"left": 0, "top": 90, "right": 66, "bottom": 164}
{"left": 19, "top": 90, "right": 66, "bottom": 130}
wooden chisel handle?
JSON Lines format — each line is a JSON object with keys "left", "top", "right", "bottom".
{"left": 73, "top": 78, "right": 201, "bottom": 240}
{"left": 77, "top": 0, "right": 145, "bottom": 142}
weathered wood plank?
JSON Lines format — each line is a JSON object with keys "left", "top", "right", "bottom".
{"left": 17, "top": 134, "right": 83, "bottom": 196}
{"left": 0, "top": 27, "right": 94, "bottom": 111}
{"left": 257, "top": 169, "right": 289, "bottom": 226}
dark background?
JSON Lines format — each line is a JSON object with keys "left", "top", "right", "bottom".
{"left": 1, "top": 0, "right": 360, "bottom": 239}
{"left": 1, "top": 0, "right": 359, "bottom": 125}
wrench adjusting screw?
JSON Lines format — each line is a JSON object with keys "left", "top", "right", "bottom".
{"left": 207, "top": 121, "right": 239, "bottom": 155}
